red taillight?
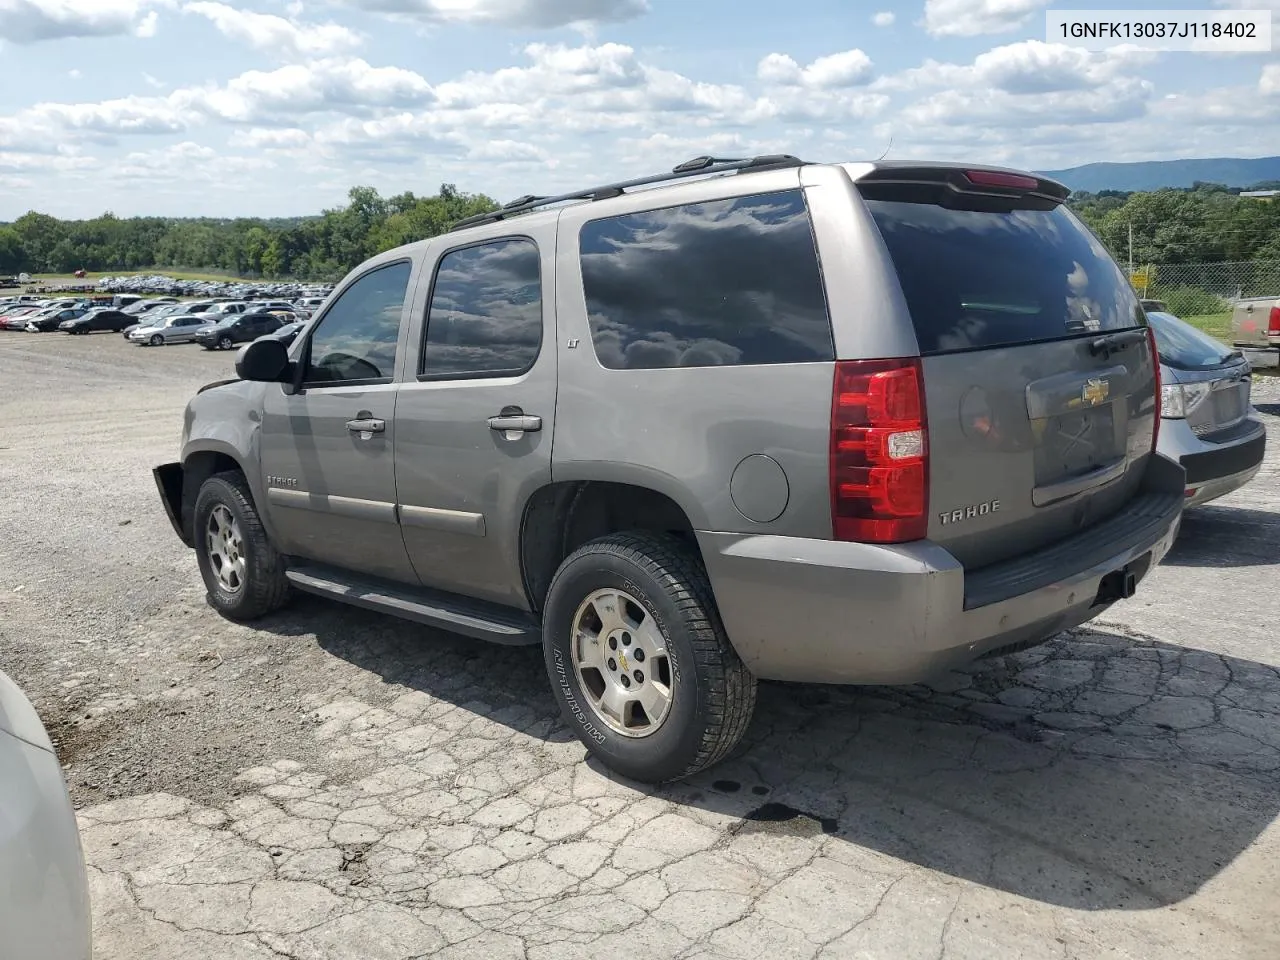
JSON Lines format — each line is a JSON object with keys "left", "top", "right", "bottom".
{"left": 1268, "top": 306, "right": 1280, "bottom": 335}
{"left": 830, "top": 358, "right": 928, "bottom": 543}
{"left": 963, "top": 169, "right": 1038, "bottom": 191}
{"left": 1147, "top": 325, "right": 1161, "bottom": 451}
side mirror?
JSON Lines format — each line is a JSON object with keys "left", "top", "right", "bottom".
{"left": 235, "top": 337, "right": 291, "bottom": 383}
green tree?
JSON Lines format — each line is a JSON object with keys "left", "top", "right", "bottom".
{"left": 0, "top": 227, "right": 25, "bottom": 272}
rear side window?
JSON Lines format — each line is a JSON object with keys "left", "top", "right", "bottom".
{"left": 865, "top": 199, "right": 1143, "bottom": 355}
{"left": 579, "top": 190, "right": 832, "bottom": 370}
{"left": 421, "top": 238, "right": 542, "bottom": 380}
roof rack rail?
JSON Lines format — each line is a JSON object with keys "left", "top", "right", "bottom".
{"left": 449, "top": 154, "right": 806, "bottom": 232}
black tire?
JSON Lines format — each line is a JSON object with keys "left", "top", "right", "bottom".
{"left": 219, "top": 336, "right": 233, "bottom": 350}
{"left": 149, "top": 334, "right": 163, "bottom": 346}
{"left": 542, "top": 531, "right": 756, "bottom": 783}
{"left": 193, "top": 471, "right": 290, "bottom": 622}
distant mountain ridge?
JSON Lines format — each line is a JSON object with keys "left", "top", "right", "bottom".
{"left": 1035, "top": 156, "right": 1280, "bottom": 194}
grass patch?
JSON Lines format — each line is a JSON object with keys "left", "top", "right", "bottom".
{"left": 1180, "top": 312, "right": 1232, "bottom": 342}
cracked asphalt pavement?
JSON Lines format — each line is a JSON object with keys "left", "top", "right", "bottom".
{"left": 2, "top": 333, "right": 1278, "bottom": 960}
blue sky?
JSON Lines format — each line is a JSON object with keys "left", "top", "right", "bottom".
{"left": 0, "top": 0, "right": 1277, "bottom": 219}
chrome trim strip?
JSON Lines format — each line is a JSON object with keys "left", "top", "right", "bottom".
{"left": 267, "top": 488, "right": 398, "bottom": 524}
{"left": 399, "top": 504, "right": 487, "bottom": 537}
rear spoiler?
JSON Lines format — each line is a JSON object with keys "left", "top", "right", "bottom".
{"left": 853, "top": 165, "right": 1070, "bottom": 211}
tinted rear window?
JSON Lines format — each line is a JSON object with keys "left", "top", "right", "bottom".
{"left": 1147, "top": 311, "right": 1236, "bottom": 370}
{"left": 579, "top": 190, "right": 832, "bottom": 370}
{"left": 865, "top": 199, "right": 1142, "bottom": 355}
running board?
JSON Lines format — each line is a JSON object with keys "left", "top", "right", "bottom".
{"left": 284, "top": 563, "right": 540, "bottom": 646}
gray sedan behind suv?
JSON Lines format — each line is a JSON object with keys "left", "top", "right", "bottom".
{"left": 155, "top": 156, "right": 1184, "bottom": 783}
{"left": 1146, "top": 309, "right": 1266, "bottom": 505}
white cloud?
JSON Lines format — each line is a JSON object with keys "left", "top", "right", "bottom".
{"left": 183, "top": 2, "right": 360, "bottom": 58}
{"left": 34, "top": 95, "right": 189, "bottom": 136}
{"left": 68, "top": 68, "right": 82, "bottom": 79}
{"left": 1259, "top": 64, "right": 1280, "bottom": 96}
{"left": 972, "top": 41, "right": 1153, "bottom": 94}
{"left": 335, "top": 0, "right": 648, "bottom": 28}
{"left": 135, "top": 9, "right": 159, "bottom": 36}
{"left": 757, "top": 50, "right": 874, "bottom": 88}
{"left": 0, "top": 0, "right": 172, "bottom": 43}
{"left": 871, "top": 11, "right": 894, "bottom": 27}
{"left": 240, "top": 127, "right": 313, "bottom": 149}
{"left": 110, "top": 141, "right": 273, "bottom": 183}
{"left": 899, "top": 80, "right": 1152, "bottom": 130}
{"left": 142, "top": 72, "right": 166, "bottom": 89}
{"left": 180, "top": 58, "right": 433, "bottom": 122}
{"left": 922, "top": 0, "right": 1050, "bottom": 38}
{"left": 0, "top": 149, "right": 95, "bottom": 172}
{"left": 874, "top": 41, "right": 1153, "bottom": 95}
{"left": 432, "top": 42, "right": 758, "bottom": 120}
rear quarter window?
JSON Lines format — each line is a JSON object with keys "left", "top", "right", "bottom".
{"left": 865, "top": 199, "right": 1143, "bottom": 355}
{"left": 578, "top": 189, "right": 832, "bottom": 370}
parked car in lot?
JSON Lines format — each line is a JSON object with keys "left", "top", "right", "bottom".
{"left": 0, "top": 668, "right": 92, "bottom": 960}
{"left": 155, "top": 156, "right": 1184, "bottom": 783}
{"left": 129, "top": 313, "right": 216, "bottom": 345}
{"left": 122, "top": 303, "right": 189, "bottom": 339}
{"left": 194, "top": 309, "right": 287, "bottom": 350}
{"left": 121, "top": 297, "right": 177, "bottom": 317}
{"left": 1147, "top": 309, "right": 1267, "bottom": 506}
{"left": 0, "top": 305, "right": 42, "bottom": 329}
{"left": 201, "top": 301, "right": 251, "bottom": 318}
{"left": 27, "top": 307, "right": 88, "bottom": 332}
{"left": 60, "top": 308, "right": 136, "bottom": 334}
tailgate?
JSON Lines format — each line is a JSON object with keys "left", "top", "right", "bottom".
{"left": 859, "top": 170, "right": 1158, "bottom": 569}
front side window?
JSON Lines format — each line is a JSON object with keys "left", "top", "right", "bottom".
{"left": 305, "top": 260, "right": 412, "bottom": 384}
{"left": 421, "top": 239, "right": 542, "bottom": 380}
{"left": 578, "top": 190, "right": 833, "bottom": 371}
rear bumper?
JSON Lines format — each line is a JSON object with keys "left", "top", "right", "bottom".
{"left": 1158, "top": 414, "right": 1266, "bottom": 506}
{"left": 698, "top": 457, "right": 1185, "bottom": 685}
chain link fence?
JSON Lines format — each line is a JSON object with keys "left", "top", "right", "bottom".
{"left": 1130, "top": 260, "right": 1280, "bottom": 314}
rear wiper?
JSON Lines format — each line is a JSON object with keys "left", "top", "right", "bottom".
{"left": 1088, "top": 329, "right": 1147, "bottom": 360}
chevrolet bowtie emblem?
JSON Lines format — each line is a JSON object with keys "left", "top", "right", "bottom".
{"left": 1082, "top": 378, "right": 1110, "bottom": 406}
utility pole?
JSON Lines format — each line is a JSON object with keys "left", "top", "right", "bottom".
{"left": 1128, "top": 220, "right": 1133, "bottom": 277}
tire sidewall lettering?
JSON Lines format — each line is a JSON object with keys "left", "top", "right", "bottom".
{"left": 552, "top": 647, "right": 607, "bottom": 744}
{"left": 621, "top": 576, "right": 681, "bottom": 686}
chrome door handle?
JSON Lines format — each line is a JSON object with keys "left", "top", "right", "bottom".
{"left": 346, "top": 417, "right": 385, "bottom": 434}
{"left": 487, "top": 414, "right": 542, "bottom": 433}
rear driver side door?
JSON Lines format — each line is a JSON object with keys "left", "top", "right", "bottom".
{"left": 259, "top": 258, "right": 419, "bottom": 584}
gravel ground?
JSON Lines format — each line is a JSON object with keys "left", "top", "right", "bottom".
{"left": 1, "top": 332, "right": 1278, "bottom": 960}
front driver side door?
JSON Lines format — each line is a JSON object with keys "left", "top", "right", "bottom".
{"left": 259, "top": 258, "right": 419, "bottom": 584}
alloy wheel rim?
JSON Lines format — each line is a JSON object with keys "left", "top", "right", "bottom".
{"left": 570, "top": 588, "right": 674, "bottom": 738}
{"left": 205, "top": 504, "right": 246, "bottom": 594}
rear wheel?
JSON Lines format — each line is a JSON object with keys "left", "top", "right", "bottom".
{"left": 193, "top": 472, "right": 290, "bottom": 621}
{"left": 542, "top": 531, "right": 756, "bottom": 783}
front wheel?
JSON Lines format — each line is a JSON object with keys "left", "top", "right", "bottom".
{"left": 219, "top": 336, "right": 234, "bottom": 350}
{"left": 149, "top": 334, "right": 163, "bottom": 346}
{"left": 193, "top": 472, "right": 291, "bottom": 621}
{"left": 542, "top": 531, "right": 756, "bottom": 783}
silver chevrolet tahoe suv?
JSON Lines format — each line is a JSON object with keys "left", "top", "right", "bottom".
{"left": 154, "top": 156, "right": 1185, "bottom": 783}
